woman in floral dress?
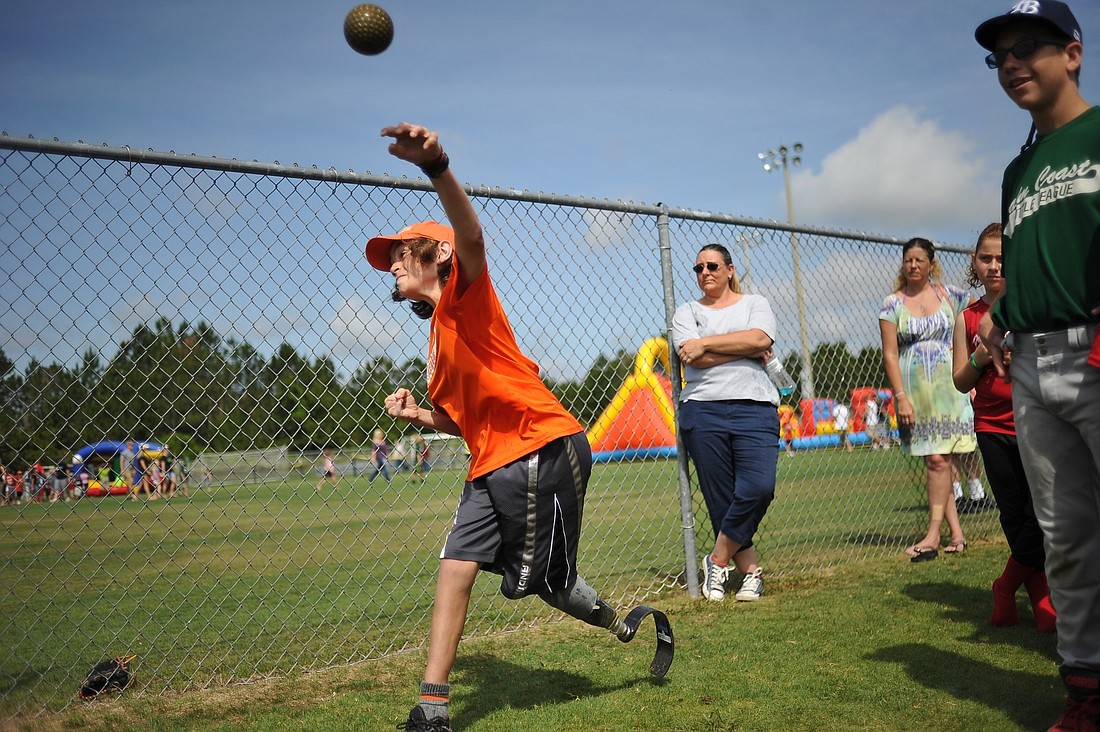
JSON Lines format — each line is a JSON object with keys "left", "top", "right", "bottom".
{"left": 879, "top": 237, "right": 977, "bottom": 562}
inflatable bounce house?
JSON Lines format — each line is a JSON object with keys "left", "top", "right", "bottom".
{"left": 586, "top": 336, "right": 900, "bottom": 458}
{"left": 586, "top": 337, "right": 678, "bottom": 463}
{"left": 72, "top": 440, "right": 164, "bottom": 497}
{"left": 779, "top": 404, "right": 801, "bottom": 450}
{"left": 851, "top": 386, "right": 898, "bottom": 440}
{"left": 791, "top": 389, "right": 898, "bottom": 450}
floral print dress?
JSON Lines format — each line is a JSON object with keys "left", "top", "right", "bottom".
{"left": 879, "top": 284, "right": 977, "bottom": 457}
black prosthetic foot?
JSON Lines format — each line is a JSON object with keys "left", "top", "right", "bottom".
{"left": 619, "top": 605, "right": 674, "bottom": 678}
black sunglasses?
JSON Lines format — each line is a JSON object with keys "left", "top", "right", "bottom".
{"left": 985, "top": 38, "right": 1066, "bottom": 69}
{"left": 692, "top": 262, "right": 724, "bottom": 274}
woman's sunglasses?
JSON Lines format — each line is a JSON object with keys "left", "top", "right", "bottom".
{"left": 692, "top": 262, "right": 725, "bottom": 274}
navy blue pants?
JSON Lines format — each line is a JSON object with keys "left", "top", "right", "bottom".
{"left": 679, "top": 399, "right": 778, "bottom": 548}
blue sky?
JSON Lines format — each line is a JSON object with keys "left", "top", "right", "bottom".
{"left": 3, "top": 1, "right": 1099, "bottom": 377}
{"left": 5, "top": 0, "right": 1097, "bottom": 244}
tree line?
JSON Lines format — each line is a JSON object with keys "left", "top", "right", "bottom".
{"left": 0, "top": 316, "right": 888, "bottom": 465}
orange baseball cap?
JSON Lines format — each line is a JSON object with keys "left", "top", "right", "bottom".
{"left": 365, "top": 220, "right": 455, "bottom": 272}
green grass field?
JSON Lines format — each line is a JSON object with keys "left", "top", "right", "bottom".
{"left": 6, "top": 541, "right": 1062, "bottom": 732}
{"left": 1, "top": 447, "right": 1004, "bottom": 722}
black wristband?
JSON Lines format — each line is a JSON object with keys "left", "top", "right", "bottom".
{"left": 418, "top": 150, "right": 449, "bottom": 179}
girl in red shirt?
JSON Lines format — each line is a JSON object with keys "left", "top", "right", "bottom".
{"left": 952, "top": 223, "right": 1054, "bottom": 632}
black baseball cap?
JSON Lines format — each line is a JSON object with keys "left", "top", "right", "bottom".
{"left": 975, "top": 0, "right": 1082, "bottom": 51}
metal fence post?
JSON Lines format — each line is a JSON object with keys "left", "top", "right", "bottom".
{"left": 657, "top": 207, "right": 700, "bottom": 598}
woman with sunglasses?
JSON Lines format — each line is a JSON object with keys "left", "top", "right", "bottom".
{"left": 671, "top": 243, "right": 779, "bottom": 602}
{"left": 879, "top": 237, "right": 977, "bottom": 563}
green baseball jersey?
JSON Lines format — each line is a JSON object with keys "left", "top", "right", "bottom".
{"left": 992, "top": 105, "right": 1100, "bottom": 333}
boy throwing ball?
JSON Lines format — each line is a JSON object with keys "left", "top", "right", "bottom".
{"left": 366, "top": 122, "right": 672, "bottom": 732}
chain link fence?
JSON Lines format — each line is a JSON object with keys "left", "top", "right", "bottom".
{"left": 0, "top": 134, "right": 999, "bottom": 719}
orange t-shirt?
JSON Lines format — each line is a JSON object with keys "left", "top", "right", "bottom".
{"left": 427, "top": 263, "right": 582, "bottom": 480}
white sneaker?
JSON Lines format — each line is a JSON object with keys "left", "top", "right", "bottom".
{"left": 703, "top": 555, "right": 729, "bottom": 601}
{"left": 735, "top": 568, "right": 764, "bottom": 602}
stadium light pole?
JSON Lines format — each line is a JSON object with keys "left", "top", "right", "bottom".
{"left": 735, "top": 231, "right": 761, "bottom": 293}
{"left": 759, "top": 143, "right": 815, "bottom": 399}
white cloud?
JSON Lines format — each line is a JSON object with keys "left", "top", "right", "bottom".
{"left": 583, "top": 210, "right": 636, "bottom": 249}
{"left": 791, "top": 105, "right": 1000, "bottom": 237}
{"left": 327, "top": 295, "right": 404, "bottom": 362}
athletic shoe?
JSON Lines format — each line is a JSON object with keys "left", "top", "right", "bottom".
{"left": 1047, "top": 695, "right": 1100, "bottom": 731}
{"left": 398, "top": 706, "right": 452, "bottom": 731}
{"left": 702, "top": 554, "right": 729, "bottom": 601}
{"left": 735, "top": 568, "right": 764, "bottom": 602}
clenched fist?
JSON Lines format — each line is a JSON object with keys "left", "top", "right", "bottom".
{"left": 384, "top": 388, "right": 421, "bottom": 421}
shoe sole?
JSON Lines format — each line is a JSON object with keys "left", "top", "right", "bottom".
{"left": 619, "top": 605, "right": 674, "bottom": 678}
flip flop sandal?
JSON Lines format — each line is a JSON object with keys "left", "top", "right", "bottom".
{"left": 908, "top": 546, "right": 938, "bottom": 563}
{"left": 944, "top": 540, "right": 968, "bottom": 554}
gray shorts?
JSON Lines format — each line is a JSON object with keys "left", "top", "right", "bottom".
{"left": 442, "top": 432, "right": 591, "bottom": 599}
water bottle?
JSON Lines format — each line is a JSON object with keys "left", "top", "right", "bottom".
{"left": 765, "top": 354, "right": 796, "bottom": 396}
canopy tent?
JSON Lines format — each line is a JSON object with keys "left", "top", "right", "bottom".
{"left": 72, "top": 440, "right": 164, "bottom": 495}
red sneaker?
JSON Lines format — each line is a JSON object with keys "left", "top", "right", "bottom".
{"left": 1048, "top": 695, "right": 1100, "bottom": 732}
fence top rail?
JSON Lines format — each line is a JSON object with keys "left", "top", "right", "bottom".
{"left": 0, "top": 132, "right": 962, "bottom": 252}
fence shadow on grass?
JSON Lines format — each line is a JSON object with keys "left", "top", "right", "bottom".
{"left": 453, "top": 652, "right": 663, "bottom": 729}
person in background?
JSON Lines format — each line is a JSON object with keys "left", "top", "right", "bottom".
{"left": 161, "top": 448, "right": 176, "bottom": 498}
{"left": 671, "top": 243, "right": 778, "bottom": 603}
{"left": 316, "top": 448, "right": 338, "bottom": 492}
{"left": 391, "top": 437, "right": 411, "bottom": 474}
{"left": 864, "top": 395, "right": 888, "bottom": 450}
{"left": 975, "top": 3, "right": 1100, "bottom": 725}
{"left": 953, "top": 221, "right": 1054, "bottom": 634}
{"left": 160, "top": 453, "right": 176, "bottom": 499}
{"left": 879, "top": 237, "right": 976, "bottom": 562}
{"left": 1, "top": 463, "right": 12, "bottom": 504}
{"left": 176, "top": 456, "right": 189, "bottom": 496}
{"left": 779, "top": 409, "right": 797, "bottom": 458}
{"left": 121, "top": 440, "right": 137, "bottom": 493}
{"left": 952, "top": 452, "right": 992, "bottom": 513}
{"left": 30, "top": 464, "right": 48, "bottom": 502}
{"left": 411, "top": 434, "right": 431, "bottom": 482}
{"left": 135, "top": 448, "right": 152, "bottom": 498}
{"left": 148, "top": 458, "right": 164, "bottom": 499}
{"left": 369, "top": 429, "right": 393, "bottom": 484}
{"left": 832, "top": 400, "right": 854, "bottom": 453}
{"left": 51, "top": 463, "right": 68, "bottom": 502}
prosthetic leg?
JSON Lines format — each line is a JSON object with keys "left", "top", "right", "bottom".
{"left": 541, "top": 577, "right": 674, "bottom": 678}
